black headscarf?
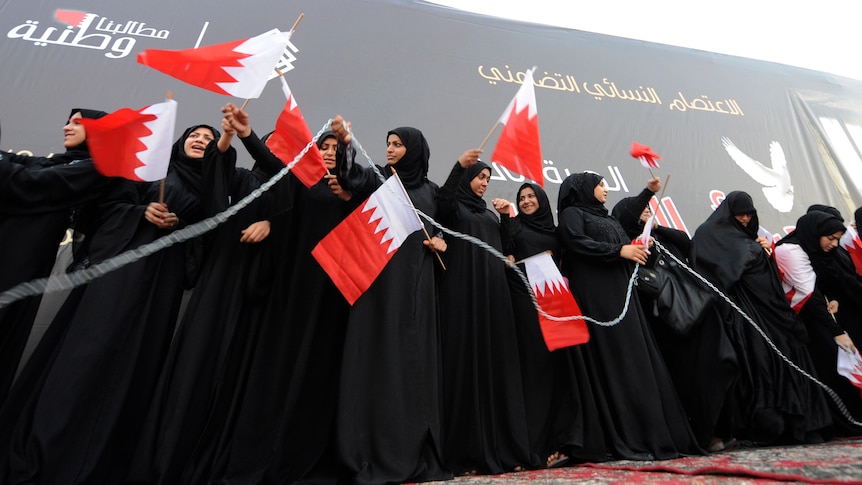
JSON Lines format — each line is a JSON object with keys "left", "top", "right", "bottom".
{"left": 387, "top": 127, "right": 429, "bottom": 189}
{"left": 855, "top": 206, "right": 862, "bottom": 227}
{"left": 515, "top": 182, "right": 555, "bottom": 236}
{"left": 317, "top": 130, "right": 336, "bottom": 149}
{"left": 53, "top": 108, "right": 108, "bottom": 164}
{"left": 612, "top": 195, "right": 649, "bottom": 239}
{"left": 778, "top": 211, "right": 846, "bottom": 255}
{"left": 690, "top": 191, "right": 762, "bottom": 288}
{"left": 456, "top": 161, "right": 490, "bottom": 213}
{"left": 168, "top": 124, "right": 220, "bottom": 198}
{"left": 557, "top": 171, "right": 606, "bottom": 217}
{"left": 807, "top": 204, "right": 844, "bottom": 222}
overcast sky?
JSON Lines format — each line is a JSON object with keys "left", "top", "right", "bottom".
{"left": 429, "top": 0, "right": 861, "bottom": 81}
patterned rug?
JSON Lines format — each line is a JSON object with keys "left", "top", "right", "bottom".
{"left": 423, "top": 438, "right": 862, "bottom": 484}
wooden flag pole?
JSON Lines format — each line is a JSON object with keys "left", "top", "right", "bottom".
{"left": 290, "top": 13, "right": 305, "bottom": 32}
{"left": 656, "top": 173, "right": 671, "bottom": 202}
{"left": 159, "top": 91, "right": 174, "bottom": 205}
{"left": 478, "top": 120, "right": 500, "bottom": 152}
{"left": 391, "top": 167, "right": 446, "bottom": 270}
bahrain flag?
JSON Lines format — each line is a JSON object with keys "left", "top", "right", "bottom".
{"left": 137, "top": 29, "right": 291, "bottom": 98}
{"left": 491, "top": 67, "right": 543, "bottom": 187}
{"left": 522, "top": 251, "right": 589, "bottom": 351}
{"left": 79, "top": 99, "right": 177, "bottom": 182}
{"left": 630, "top": 141, "right": 662, "bottom": 169}
{"left": 312, "top": 174, "right": 423, "bottom": 304}
{"left": 265, "top": 74, "right": 327, "bottom": 188}
{"left": 840, "top": 224, "right": 862, "bottom": 277}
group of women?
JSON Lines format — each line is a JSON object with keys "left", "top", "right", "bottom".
{"left": 0, "top": 104, "right": 860, "bottom": 485}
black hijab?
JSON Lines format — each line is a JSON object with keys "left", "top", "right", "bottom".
{"left": 612, "top": 195, "right": 649, "bottom": 239}
{"left": 557, "top": 171, "right": 606, "bottom": 217}
{"left": 855, "top": 206, "right": 862, "bottom": 227}
{"left": 53, "top": 108, "right": 108, "bottom": 164}
{"left": 777, "top": 212, "right": 846, "bottom": 288}
{"left": 317, "top": 130, "right": 336, "bottom": 150}
{"left": 169, "top": 124, "right": 220, "bottom": 198}
{"left": 691, "top": 191, "right": 763, "bottom": 288}
{"left": 456, "top": 161, "right": 490, "bottom": 213}
{"left": 515, "top": 182, "right": 555, "bottom": 235}
{"left": 807, "top": 204, "right": 844, "bottom": 222}
{"left": 387, "top": 127, "right": 429, "bottom": 189}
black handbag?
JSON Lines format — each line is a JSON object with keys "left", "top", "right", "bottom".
{"left": 637, "top": 252, "right": 714, "bottom": 335}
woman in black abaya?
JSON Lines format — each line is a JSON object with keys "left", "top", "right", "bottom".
{"left": 774, "top": 210, "right": 862, "bottom": 437}
{"left": 180, "top": 110, "right": 361, "bottom": 485}
{"left": 330, "top": 119, "right": 450, "bottom": 484}
{"left": 501, "top": 182, "right": 607, "bottom": 467}
{"left": 690, "top": 191, "right": 832, "bottom": 445}
{"left": 612, "top": 189, "right": 738, "bottom": 451}
{"left": 0, "top": 108, "right": 109, "bottom": 406}
{"left": 0, "top": 122, "right": 220, "bottom": 484}
{"left": 127, "top": 108, "right": 286, "bottom": 484}
{"left": 556, "top": 171, "right": 701, "bottom": 461}
{"left": 437, "top": 158, "right": 534, "bottom": 474}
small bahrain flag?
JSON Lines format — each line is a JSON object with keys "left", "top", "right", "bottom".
{"left": 522, "top": 251, "right": 589, "bottom": 351}
{"left": 265, "top": 75, "right": 327, "bottom": 188}
{"left": 491, "top": 67, "right": 543, "bottom": 187}
{"left": 79, "top": 99, "right": 177, "bottom": 182}
{"left": 312, "top": 174, "right": 423, "bottom": 304}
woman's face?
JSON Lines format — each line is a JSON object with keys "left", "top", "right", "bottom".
{"left": 386, "top": 134, "right": 407, "bottom": 165}
{"left": 518, "top": 187, "right": 539, "bottom": 215}
{"left": 820, "top": 230, "right": 844, "bottom": 252}
{"left": 63, "top": 112, "right": 87, "bottom": 149}
{"left": 183, "top": 127, "right": 215, "bottom": 159}
{"left": 319, "top": 136, "right": 337, "bottom": 169}
{"left": 593, "top": 179, "right": 608, "bottom": 204}
{"left": 734, "top": 213, "right": 753, "bottom": 227}
{"left": 639, "top": 206, "right": 652, "bottom": 223}
{"left": 470, "top": 168, "right": 491, "bottom": 197}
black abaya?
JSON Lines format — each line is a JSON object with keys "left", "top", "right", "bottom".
{"left": 437, "top": 162, "right": 534, "bottom": 474}
{"left": 556, "top": 172, "right": 701, "bottom": 460}
{"left": 502, "top": 183, "right": 607, "bottom": 465}
{"left": 0, "top": 126, "right": 214, "bottom": 484}
{"left": 331, "top": 128, "right": 450, "bottom": 484}
{"left": 690, "top": 191, "right": 832, "bottom": 444}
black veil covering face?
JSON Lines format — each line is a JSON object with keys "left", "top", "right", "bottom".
{"left": 691, "top": 192, "right": 833, "bottom": 445}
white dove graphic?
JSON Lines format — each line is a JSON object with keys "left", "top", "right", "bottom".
{"left": 721, "top": 137, "right": 794, "bottom": 213}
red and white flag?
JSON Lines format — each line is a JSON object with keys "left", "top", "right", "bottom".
{"left": 840, "top": 224, "right": 862, "bottom": 277}
{"left": 631, "top": 141, "right": 662, "bottom": 169}
{"left": 79, "top": 99, "right": 177, "bottom": 182}
{"left": 137, "top": 29, "right": 291, "bottom": 98}
{"left": 837, "top": 348, "right": 862, "bottom": 399}
{"left": 491, "top": 67, "right": 543, "bottom": 187}
{"left": 265, "top": 75, "right": 327, "bottom": 188}
{"left": 312, "top": 174, "right": 423, "bottom": 305}
{"left": 522, "top": 251, "right": 589, "bottom": 351}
